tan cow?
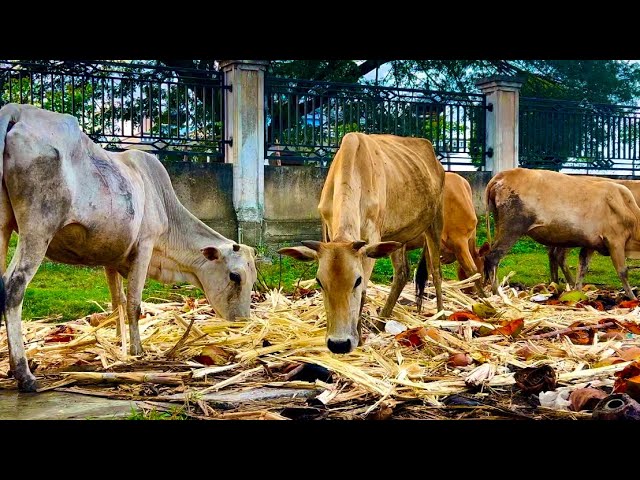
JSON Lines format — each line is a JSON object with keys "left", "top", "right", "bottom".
{"left": 483, "top": 167, "right": 640, "bottom": 298}
{"left": 0, "top": 104, "right": 257, "bottom": 392}
{"left": 405, "top": 172, "right": 488, "bottom": 296}
{"left": 279, "top": 133, "right": 445, "bottom": 354}
{"left": 548, "top": 178, "right": 640, "bottom": 288}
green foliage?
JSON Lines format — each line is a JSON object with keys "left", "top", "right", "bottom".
{"left": 127, "top": 406, "right": 189, "bottom": 420}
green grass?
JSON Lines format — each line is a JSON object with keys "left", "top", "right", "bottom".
{"left": 8, "top": 214, "right": 640, "bottom": 322}
{"left": 126, "top": 406, "right": 189, "bottom": 420}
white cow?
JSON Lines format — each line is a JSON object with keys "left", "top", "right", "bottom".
{"left": 0, "top": 103, "right": 257, "bottom": 392}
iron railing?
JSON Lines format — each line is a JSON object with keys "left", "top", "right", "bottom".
{"left": 265, "top": 77, "right": 488, "bottom": 170}
{"left": 0, "top": 60, "right": 229, "bottom": 162}
{"left": 520, "top": 97, "right": 640, "bottom": 175}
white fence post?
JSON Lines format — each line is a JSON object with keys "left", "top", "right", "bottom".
{"left": 475, "top": 76, "right": 524, "bottom": 174}
{"left": 220, "top": 60, "right": 268, "bottom": 246}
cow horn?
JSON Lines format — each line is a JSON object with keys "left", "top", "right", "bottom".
{"left": 232, "top": 244, "right": 240, "bottom": 252}
{"left": 352, "top": 240, "right": 366, "bottom": 251}
{"left": 301, "top": 240, "right": 322, "bottom": 251}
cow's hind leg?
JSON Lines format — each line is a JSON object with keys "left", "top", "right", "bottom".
{"left": 548, "top": 247, "right": 560, "bottom": 284}
{"left": 484, "top": 227, "right": 523, "bottom": 295}
{"left": 556, "top": 248, "right": 576, "bottom": 287}
{"left": 105, "top": 267, "right": 126, "bottom": 337}
{"left": 380, "top": 245, "right": 409, "bottom": 318}
{"left": 3, "top": 235, "right": 50, "bottom": 391}
{"left": 575, "top": 248, "right": 595, "bottom": 290}
{"left": 0, "top": 186, "right": 17, "bottom": 276}
{"left": 609, "top": 243, "right": 635, "bottom": 299}
{"left": 125, "top": 241, "right": 154, "bottom": 356}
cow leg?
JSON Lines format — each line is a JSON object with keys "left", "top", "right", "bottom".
{"left": 574, "top": 248, "right": 595, "bottom": 290}
{"left": 105, "top": 266, "right": 126, "bottom": 337}
{"left": 548, "top": 247, "right": 560, "bottom": 284}
{"left": 380, "top": 245, "right": 409, "bottom": 318}
{"left": 484, "top": 228, "right": 522, "bottom": 295}
{"left": 3, "top": 235, "right": 50, "bottom": 391}
{"left": 425, "top": 223, "right": 444, "bottom": 312}
{"left": 556, "top": 248, "right": 576, "bottom": 287}
{"left": 125, "top": 241, "right": 154, "bottom": 356}
{"left": 609, "top": 244, "right": 635, "bottom": 299}
{"left": 452, "top": 239, "right": 486, "bottom": 298}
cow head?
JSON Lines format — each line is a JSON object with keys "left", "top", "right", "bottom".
{"left": 278, "top": 240, "right": 402, "bottom": 354}
{"left": 197, "top": 243, "right": 257, "bottom": 321}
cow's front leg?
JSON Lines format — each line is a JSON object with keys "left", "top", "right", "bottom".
{"left": 3, "top": 235, "right": 49, "bottom": 391}
{"left": 125, "top": 241, "right": 154, "bottom": 356}
{"left": 105, "top": 266, "right": 127, "bottom": 337}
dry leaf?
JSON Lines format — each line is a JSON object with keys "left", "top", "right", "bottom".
{"left": 492, "top": 318, "right": 524, "bottom": 338}
{"left": 514, "top": 365, "right": 557, "bottom": 395}
{"left": 566, "top": 321, "right": 595, "bottom": 345}
{"left": 395, "top": 327, "right": 428, "bottom": 349}
{"left": 619, "top": 299, "right": 640, "bottom": 309}
{"left": 570, "top": 388, "right": 608, "bottom": 411}
{"left": 621, "top": 347, "right": 640, "bottom": 362}
{"left": 44, "top": 325, "right": 76, "bottom": 344}
{"left": 448, "top": 311, "right": 481, "bottom": 322}
{"left": 613, "top": 362, "right": 640, "bottom": 395}
{"left": 471, "top": 303, "right": 497, "bottom": 319}
{"left": 193, "top": 345, "right": 232, "bottom": 366}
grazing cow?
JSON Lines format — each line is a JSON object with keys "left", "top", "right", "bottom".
{"left": 548, "top": 178, "right": 640, "bottom": 288}
{"left": 405, "top": 172, "right": 488, "bottom": 296}
{"left": 279, "top": 133, "right": 445, "bottom": 354}
{"left": 0, "top": 104, "right": 257, "bottom": 392}
{"left": 483, "top": 167, "right": 640, "bottom": 298}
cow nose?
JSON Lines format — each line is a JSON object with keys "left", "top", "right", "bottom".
{"left": 327, "top": 338, "right": 352, "bottom": 354}
{"left": 229, "top": 272, "right": 241, "bottom": 284}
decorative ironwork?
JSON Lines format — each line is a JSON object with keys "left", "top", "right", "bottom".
{"left": 520, "top": 97, "right": 640, "bottom": 175}
{"left": 0, "top": 60, "right": 229, "bottom": 162}
{"left": 265, "top": 77, "right": 487, "bottom": 170}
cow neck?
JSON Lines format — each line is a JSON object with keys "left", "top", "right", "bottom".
{"left": 149, "top": 200, "right": 230, "bottom": 287}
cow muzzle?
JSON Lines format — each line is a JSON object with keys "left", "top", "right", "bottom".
{"left": 327, "top": 336, "right": 357, "bottom": 354}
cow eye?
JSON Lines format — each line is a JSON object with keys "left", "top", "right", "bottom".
{"left": 316, "top": 278, "right": 323, "bottom": 289}
{"left": 354, "top": 276, "right": 362, "bottom": 289}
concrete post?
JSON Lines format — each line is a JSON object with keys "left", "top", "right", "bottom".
{"left": 220, "top": 60, "right": 268, "bottom": 246}
{"left": 475, "top": 76, "right": 524, "bottom": 174}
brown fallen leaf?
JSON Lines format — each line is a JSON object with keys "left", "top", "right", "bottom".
{"left": 492, "top": 318, "right": 524, "bottom": 339}
{"left": 515, "top": 346, "right": 536, "bottom": 361}
{"left": 613, "top": 362, "right": 640, "bottom": 395}
{"left": 622, "top": 321, "right": 640, "bottom": 335}
{"left": 448, "top": 311, "right": 481, "bottom": 322}
{"left": 594, "top": 357, "right": 626, "bottom": 368}
{"left": 395, "top": 327, "right": 428, "bottom": 349}
{"left": 620, "top": 347, "right": 640, "bottom": 362}
{"left": 619, "top": 299, "right": 640, "bottom": 309}
{"left": 514, "top": 365, "right": 557, "bottom": 395}
{"left": 570, "top": 388, "right": 608, "bottom": 411}
{"left": 566, "top": 321, "right": 595, "bottom": 345}
{"left": 44, "top": 325, "right": 76, "bottom": 344}
{"left": 424, "top": 327, "right": 441, "bottom": 342}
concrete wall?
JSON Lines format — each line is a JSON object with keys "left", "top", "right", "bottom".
{"left": 161, "top": 162, "right": 494, "bottom": 246}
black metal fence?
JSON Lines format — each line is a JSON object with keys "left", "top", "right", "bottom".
{"left": 0, "top": 60, "right": 228, "bottom": 162}
{"left": 265, "top": 77, "right": 488, "bottom": 170}
{"left": 520, "top": 97, "right": 640, "bottom": 175}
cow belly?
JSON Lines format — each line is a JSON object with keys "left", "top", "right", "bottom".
{"left": 46, "top": 223, "right": 134, "bottom": 266}
{"left": 527, "top": 223, "right": 606, "bottom": 252}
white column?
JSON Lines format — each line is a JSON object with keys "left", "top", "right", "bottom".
{"left": 475, "top": 76, "right": 524, "bottom": 174}
{"left": 220, "top": 60, "right": 268, "bottom": 245}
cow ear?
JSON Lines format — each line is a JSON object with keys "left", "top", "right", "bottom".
{"left": 201, "top": 246, "right": 221, "bottom": 261}
{"left": 364, "top": 241, "right": 403, "bottom": 259}
{"left": 478, "top": 242, "right": 491, "bottom": 256}
{"left": 278, "top": 246, "right": 318, "bottom": 262}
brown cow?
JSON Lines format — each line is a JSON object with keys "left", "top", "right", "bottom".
{"left": 483, "top": 168, "right": 640, "bottom": 299}
{"left": 405, "top": 172, "right": 488, "bottom": 296}
{"left": 0, "top": 104, "right": 257, "bottom": 392}
{"left": 279, "top": 133, "right": 445, "bottom": 354}
{"left": 549, "top": 178, "right": 640, "bottom": 288}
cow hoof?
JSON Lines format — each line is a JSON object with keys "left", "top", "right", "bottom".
{"left": 129, "top": 344, "right": 144, "bottom": 356}
{"left": 18, "top": 375, "right": 39, "bottom": 393}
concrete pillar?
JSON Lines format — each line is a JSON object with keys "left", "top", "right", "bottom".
{"left": 220, "top": 60, "right": 268, "bottom": 246}
{"left": 475, "top": 76, "right": 524, "bottom": 174}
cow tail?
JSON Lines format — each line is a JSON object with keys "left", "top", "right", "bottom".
{"left": 414, "top": 235, "right": 429, "bottom": 312}
{"left": 0, "top": 103, "right": 20, "bottom": 183}
{"left": 485, "top": 180, "right": 494, "bottom": 247}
